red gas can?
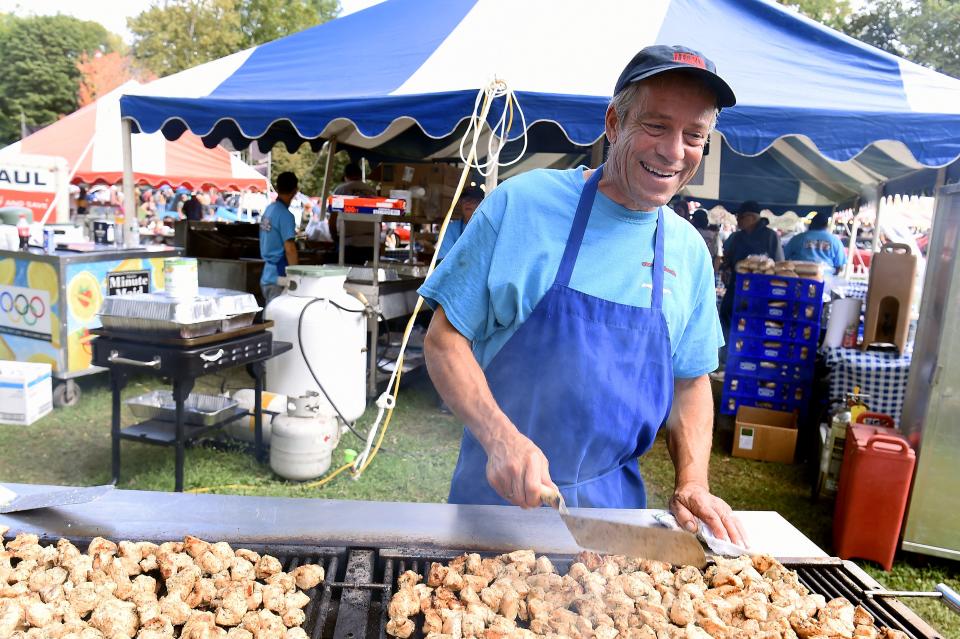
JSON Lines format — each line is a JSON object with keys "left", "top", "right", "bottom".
{"left": 833, "top": 423, "right": 916, "bottom": 570}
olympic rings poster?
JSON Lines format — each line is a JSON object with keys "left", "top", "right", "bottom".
{"left": 0, "top": 284, "right": 52, "bottom": 339}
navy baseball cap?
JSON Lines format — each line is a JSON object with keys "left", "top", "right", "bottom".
{"left": 614, "top": 45, "right": 736, "bottom": 109}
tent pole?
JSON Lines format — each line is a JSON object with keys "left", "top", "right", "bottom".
{"left": 485, "top": 134, "right": 501, "bottom": 192}
{"left": 870, "top": 184, "right": 883, "bottom": 254}
{"left": 121, "top": 118, "right": 138, "bottom": 247}
{"left": 316, "top": 137, "right": 339, "bottom": 263}
{"left": 845, "top": 198, "right": 860, "bottom": 280}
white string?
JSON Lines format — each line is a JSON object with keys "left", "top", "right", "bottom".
{"left": 353, "top": 80, "right": 520, "bottom": 477}
{"left": 459, "top": 78, "right": 529, "bottom": 176}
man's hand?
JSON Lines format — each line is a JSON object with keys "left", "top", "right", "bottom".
{"left": 484, "top": 430, "right": 555, "bottom": 509}
{"left": 670, "top": 482, "right": 748, "bottom": 547}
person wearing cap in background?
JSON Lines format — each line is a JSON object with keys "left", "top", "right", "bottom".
{"left": 435, "top": 185, "right": 485, "bottom": 261}
{"left": 691, "top": 207, "right": 721, "bottom": 268}
{"left": 784, "top": 211, "right": 846, "bottom": 274}
{"left": 718, "top": 200, "right": 784, "bottom": 336}
{"left": 419, "top": 45, "right": 746, "bottom": 545}
{"left": 259, "top": 171, "right": 300, "bottom": 306}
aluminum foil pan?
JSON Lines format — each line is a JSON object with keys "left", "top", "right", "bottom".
{"left": 198, "top": 287, "right": 261, "bottom": 317}
{"left": 98, "top": 315, "right": 221, "bottom": 338}
{"left": 100, "top": 292, "right": 223, "bottom": 324}
{"left": 126, "top": 390, "right": 243, "bottom": 426}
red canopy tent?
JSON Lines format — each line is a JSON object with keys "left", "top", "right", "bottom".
{"left": 0, "top": 81, "right": 266, "bottom": 191}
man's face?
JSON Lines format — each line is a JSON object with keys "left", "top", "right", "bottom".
{"left": 737, "top": 212, "right": 759, "bottom": 231}
{"left": 602, "top": 75, "right": 716, "bottom": 210}
{"left": 461, "top": 197, "right": 480, "bottom": 224}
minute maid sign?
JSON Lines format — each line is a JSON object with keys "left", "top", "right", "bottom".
{"left": 0, "top": 153, "right": 70, "bottom": 223}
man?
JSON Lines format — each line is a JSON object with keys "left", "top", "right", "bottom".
{"left": 690, "top": 207, "right": 721, "bottom": 266}
{"left": 785, "top": 211, "right": 846, "bottom": 274}
{"left": 330, "top": 162, "right": 379, "bottom": 264}
{"left": 259, "top": 171, "right": 299, "bottom": 306}
{"left": 419, "top": 45, "right": 745, "bottom": 545}
{"left": 436, "top": 184, "right": 484, "bottom": 261}
{"left": 719, "top": 200, "right": 784, "bottom": 332}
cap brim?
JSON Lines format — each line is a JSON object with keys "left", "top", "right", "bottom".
{"left": 622, "top": 64, "right": 737, "bottom": 109}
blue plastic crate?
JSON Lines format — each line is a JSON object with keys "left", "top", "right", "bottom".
{"left": 723, "top": 372, "right": 810, "bottom": 403}
{"left": 720, "top": 390, "right": 809, "bottom": 416}
{"left": 726, "top": 355, "right": 813, "bottom": 381}
{"left": 733, "top": 295, "right": 822, "bottom": 323}
{"left": 735, "top": 273, "right": 824, "bottom": 302}
{"left": 728, "top": 335, "right": 815, "bottom": 365}
{"left": 731, "top": 316, "right": 818, "bottom": 344}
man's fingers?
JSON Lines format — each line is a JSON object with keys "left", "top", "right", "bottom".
{"left": 670, "top": 498, "right": 698, "bottom": 533}
{"left": 699, "top": 508, "right": 730, "bottom": 542}
{"left": 520, "top": 455, "right": 550, "bottom": 509}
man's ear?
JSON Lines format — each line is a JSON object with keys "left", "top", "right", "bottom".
{"left": 604, "top": 105, "right": 620, "bottom": 145}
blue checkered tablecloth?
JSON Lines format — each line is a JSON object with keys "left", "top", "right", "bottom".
{"left": 822, "top": 346, "right": 912, "bottom": 424}
{"left": 833, "top": 281, "right": 868, "bottom": 300}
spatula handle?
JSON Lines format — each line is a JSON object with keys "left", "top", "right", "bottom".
{"left": 540, "top": 486, "right": 567, "bottom": 513}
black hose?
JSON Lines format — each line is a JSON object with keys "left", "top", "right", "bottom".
{"left": 296, "top": 297, "right": 368, "bottom": 444}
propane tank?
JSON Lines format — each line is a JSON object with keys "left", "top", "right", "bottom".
{"left": 270, "top": 391, "right": 342, "bottom": 481}
{"left": 224, "top": 390, "right": 286, "bottom": 444}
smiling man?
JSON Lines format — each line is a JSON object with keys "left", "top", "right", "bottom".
{"left": 419, "top": 45, "right": 745, "bottom": 545}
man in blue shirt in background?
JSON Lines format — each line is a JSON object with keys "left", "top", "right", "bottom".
{"left": 436, "top": 184, "right": 484, "bottom": 261}
{"left": 419, "top": 45, "right": 746, "bottom": 546}
{"left": 785, "top": 211, "right": 846, "bottom": 274}
{"left": 259, "top": 171, "right": 299, "bottom": 306}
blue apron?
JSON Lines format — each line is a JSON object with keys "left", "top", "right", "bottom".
{"left": 448, "top": 165, "right": 675, "bottom": 508}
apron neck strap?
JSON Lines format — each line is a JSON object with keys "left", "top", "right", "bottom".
{"left": 555, "top": 166, "right": 604, "bottom": 287}
{"left": 555, "top": 165, "right": 667, "bottom": 311}
{"left": 652, "top": 206, "right": 665, "bottom": 310}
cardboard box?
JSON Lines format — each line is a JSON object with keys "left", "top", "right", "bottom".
{"left": 733, "top": 406, "right": 798, "bottom": 463}
{"left": 376, "top": 163, "right": 460, "bottom": 188}
{"left": 0, "top": 360, "right": 53, "bottom": 426}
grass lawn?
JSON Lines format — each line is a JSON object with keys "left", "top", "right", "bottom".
{"left": 1, "top": 369, "right": 957, "bottom": 637}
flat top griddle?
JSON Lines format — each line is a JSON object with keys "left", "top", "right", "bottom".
{"left": 0, "top": 537, "right": 943, "bottom": 639}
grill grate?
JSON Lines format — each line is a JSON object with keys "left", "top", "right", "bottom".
{"left": 3, "top": 537, "right": 942, "bottom": 639}
{"left": 793, "top": 563, "right": 942, "bottom": 639}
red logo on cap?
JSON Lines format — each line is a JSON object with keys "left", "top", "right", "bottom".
{"left": 673, "top": 52, "right": 705, "bottom": 69}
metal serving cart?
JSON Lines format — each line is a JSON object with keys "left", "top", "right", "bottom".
{"left": 92, "top": 324, "right": 291, "bottom": 492}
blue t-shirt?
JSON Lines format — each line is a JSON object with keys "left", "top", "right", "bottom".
{"left": 784, "top": 229, "right": 846, "bottom": 270}
{"left": 437, "top": 219, "right": 466, "bottom": 260}
{"left": 259, "top": 200, "right": 296, "bottom": 285}
{"left": 418, "top": 167, "right": 723, "bottom": 379}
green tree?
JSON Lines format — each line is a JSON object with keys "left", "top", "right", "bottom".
{"left": 238, "top": 0, "right": 340, "bottom": 46}
{"left": 776, "top": 0, "right": 853, "bottom": 30}
{"left": 846, "top": 0, "right": 960, "bottom": 78}
{"left": 270, "top": 144, "right": 348, "bottom": 197}
{"left": 129, "top": 0, "right": 340, "bottom": 78}
{"left": 0, "top": 14, "right": 115, "bottom": 145}
{"left": 128, "top": 0, "right": 243, "bottom": 78}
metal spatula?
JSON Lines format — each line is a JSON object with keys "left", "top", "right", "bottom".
{"left": 0, "top": 484, "right": 114, "bottom": 514}
{"left": 541, "top": 488, "right": 707, "bottom": 568}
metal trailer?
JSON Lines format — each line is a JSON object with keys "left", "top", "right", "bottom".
{"left": 901, "top": 182, "right": 960, "bottom": 561}
{"left": 0, "top": 245, "right": 182, "bottom": 406}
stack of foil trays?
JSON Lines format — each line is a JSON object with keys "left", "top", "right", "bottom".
{"left": 99, "top": 288, "right": 261, "bottom": 338}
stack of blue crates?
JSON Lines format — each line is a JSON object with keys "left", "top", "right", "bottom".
{"left": 721, "top": 273, "right": 824, "bottom": 416}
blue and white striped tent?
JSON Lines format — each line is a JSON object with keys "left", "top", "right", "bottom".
{"left": 119, "top": 0, "right": 960, "bottom": 209}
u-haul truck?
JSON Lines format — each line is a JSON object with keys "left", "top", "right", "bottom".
{"left": 0, "top": 153, "right": 70, "bottom": 223}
